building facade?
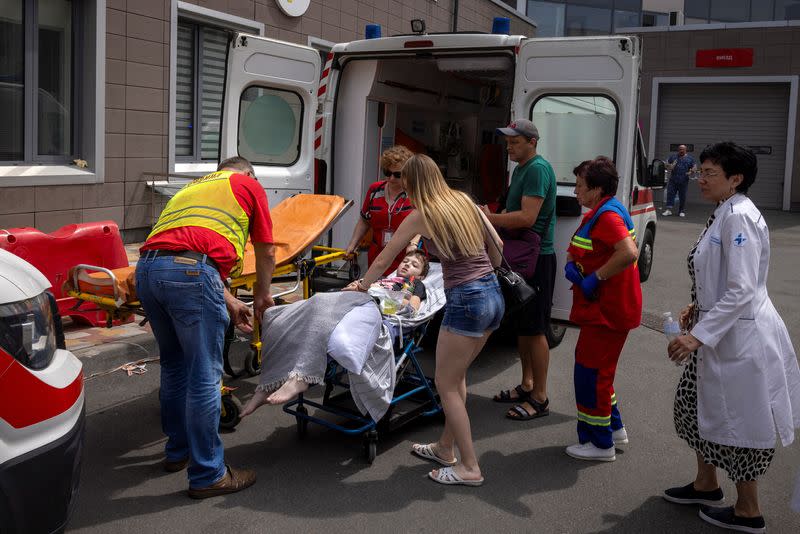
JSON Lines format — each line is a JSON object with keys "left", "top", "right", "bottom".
{"left": 0, "top": 0, "right": 536, "bottom": 239}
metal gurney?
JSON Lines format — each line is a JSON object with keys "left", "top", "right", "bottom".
{"left": 64, "top": 194, "right": 355, "bottom": 427}
{"left": 282, "top": 262, "right": 446, "bottom": 463}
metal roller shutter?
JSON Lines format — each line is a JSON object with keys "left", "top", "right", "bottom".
{"left": 655, "top": 83, "right": 789, "bottom": 210}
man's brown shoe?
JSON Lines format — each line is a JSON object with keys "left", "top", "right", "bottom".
{"left": 187, "top": 465, "right": 256, "bottom": 499}
{"left": 163, "top": 457, "right": 189, "bottom": 473}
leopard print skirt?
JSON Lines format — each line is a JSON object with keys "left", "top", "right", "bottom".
{"left": 673, "top": 352, "right": 775, "bottom": 482}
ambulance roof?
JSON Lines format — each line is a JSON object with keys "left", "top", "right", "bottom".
{"left": 332, "top": 33, "right": 526, "bottom": 55}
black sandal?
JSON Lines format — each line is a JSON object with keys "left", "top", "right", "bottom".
{"left": 493, "top": 384, "right": 529, "bottom": 403}
{"left": 506, "top": 396, "right": 550, "bottom": 421}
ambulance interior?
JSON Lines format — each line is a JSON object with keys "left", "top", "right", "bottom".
{"left": 331, "top": 54, "right": 516, "bottom": 213}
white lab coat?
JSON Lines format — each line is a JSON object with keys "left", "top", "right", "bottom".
{"left": 690, "top": 193, "right": 800, "bottom": 449}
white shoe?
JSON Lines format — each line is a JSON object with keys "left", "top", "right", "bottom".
{"left": 612, "top": 427, "right": 629, "bottom": 444}
{"left": 662, "top": 209, "right": 672, "bottom": 216}
{"left": 565, "top": 442, "right": 616, "bottom": 462}
{"left": 679, "top": 212, "right": 686, "bottom": 217}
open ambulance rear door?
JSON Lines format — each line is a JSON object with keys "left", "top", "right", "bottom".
{"left": 220, "top": 33, "right": 321, "bottom": 206}
{"left": 513, "top": 35, "right": 641, "bottom": 322}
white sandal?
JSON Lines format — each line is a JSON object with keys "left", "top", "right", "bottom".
{"left": 428, "top": 466, "right": 484, "bottom": 486}
{"left": 411, "top": 443, "right": 457, "bottom": 467}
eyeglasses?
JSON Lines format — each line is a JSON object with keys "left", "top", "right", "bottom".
{"left": 383, "top": 169, "right": 402, "bottom": 179}
{"left": 697, "top": 170, "right": 722, "bottom": 179}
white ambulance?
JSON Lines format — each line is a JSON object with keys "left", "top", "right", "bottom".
{"left": 0, "top": 249, "right": 84, "bottom": 532}
{"left": 220, "top": 26, "right": 665, "bottom": 342}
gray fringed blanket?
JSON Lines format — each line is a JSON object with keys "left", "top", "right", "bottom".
{"left": 257, "top": 291, "right": 373, "bottom": 393}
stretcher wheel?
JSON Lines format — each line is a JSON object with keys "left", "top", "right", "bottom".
{"left": 219, "top": 394, "right": 242, "bottom": 430}
{"left": 363, "top": 430, "right": 378, "bottom": 464}
{"left": 244, "top": 347, "right": 261, "bottom": 376}
{"left": 348, "top": 262, "right": 361, "bottom": 281}
{"left": 296, "top": 406, "right": 308, "bottom": 439}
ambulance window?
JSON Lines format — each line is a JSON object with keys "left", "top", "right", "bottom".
{"left": 238, "top": 86, "right": 303, "bottom": 166}
{"left": 530, "top": 95, "right": 618, "bottom": 185}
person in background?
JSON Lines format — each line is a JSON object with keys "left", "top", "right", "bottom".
{"left": 663, "top": 142, "right": 800, "bottom": 533}
{"left": 564, "top": 157, "right": 641, "bottom": 462}
{"left": 345, "top": 154, "right": 504, "bottom": 487}
{"left": 137, "top": 156, "right": 275, "bottom": 499}
{"left": 481, "top": 119, "right": 557, "bottom": 422}
{"left": 345, "top": 145, "right": 417, "bottom": 275}
{"left": 664, "top": 144, "right": 697, "bottom": 217}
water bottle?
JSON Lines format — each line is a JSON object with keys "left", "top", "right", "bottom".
{"left": 663, "top": 312, "right": 683, "bottom": 366}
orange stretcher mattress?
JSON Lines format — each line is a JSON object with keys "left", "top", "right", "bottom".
{"left": 65, "top": 194, "right": 347, "bottom": 304}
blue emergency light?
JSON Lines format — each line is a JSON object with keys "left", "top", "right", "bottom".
{"left": 492, "top": 17, "right": 510, "bottom": 35}
{"left": 365, "top": 24, "right": 382, "bottom": 39}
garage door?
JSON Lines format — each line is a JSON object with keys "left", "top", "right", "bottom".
{"left": 655, "top": 83, "right": 789, "bottom": 210}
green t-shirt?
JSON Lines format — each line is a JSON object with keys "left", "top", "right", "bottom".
{"left": 505, "top": 154, "right": 557, "bottom": 255}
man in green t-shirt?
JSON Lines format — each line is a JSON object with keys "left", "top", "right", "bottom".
{"left": 480, "top": 119, "right": 557, "bottom": 422}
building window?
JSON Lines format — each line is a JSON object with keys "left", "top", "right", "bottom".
{"left": 775, "top": 0, "right": 800, "bottom": 20}
{"left": 238, "top": 86, "right": 303, "bottom": 166}
{"left": 565, "top": 4, "right": 613, "bottom": 35}
{"left": 1, "top": 0, "right": 78, "bottom": 163}
{"left": 710, "top": 0, "right": 750, "bottom": 22}
{"left": 527, "top": 1, "right": 566, "bottom": 36}
{"left": 531, "top": 94, "right": 618, "bottom": 184}
{"left": 642, "top": 11, "right": 669, "bottom": 27}
{"left": 751, "top": 0, "right": 775, "bottom": 20}
{"left": 175, "top": 21, "right": 228, "bottom": 162}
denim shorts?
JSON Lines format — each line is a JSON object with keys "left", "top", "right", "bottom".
{"left": 441, "top": 273, "right": 505, "bottom": 338}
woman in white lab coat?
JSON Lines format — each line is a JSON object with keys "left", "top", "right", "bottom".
{"left": 662, "top": 142, "right": 800, "bottom": 534}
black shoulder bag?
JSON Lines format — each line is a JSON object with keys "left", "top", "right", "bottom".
{"left": 478, "top": 210, "right": 537, "bottom": 314}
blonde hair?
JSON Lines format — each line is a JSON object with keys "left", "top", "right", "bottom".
{"left": 401, "top": 154, "right": 484, "bottom": 260}
{"left": 380, "top": 145, "right": 414, "bottom": 170}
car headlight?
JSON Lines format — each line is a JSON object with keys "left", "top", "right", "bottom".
{"left": 0, "top": 292, "right": 57, "bottom": 370}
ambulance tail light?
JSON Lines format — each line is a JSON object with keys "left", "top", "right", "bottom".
{"left": 314, "top": 158, "right": 327, "bottom": 194}
{"left": 404, "top": 40, "right": 434, "bottom": 48}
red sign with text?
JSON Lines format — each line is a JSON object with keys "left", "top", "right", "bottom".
{"left": 696, "top": 48, "right": 754, "bottom": 68}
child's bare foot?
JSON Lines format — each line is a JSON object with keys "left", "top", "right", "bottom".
{"left": 241, "top": 388, "right": 270, "bottom": 417}
{"left": 266, "top": 378, "right": 311, "bottom": 404}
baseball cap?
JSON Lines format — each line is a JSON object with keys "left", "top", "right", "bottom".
{"left": 496, "top": 119, "right": 540, "bottom": 139}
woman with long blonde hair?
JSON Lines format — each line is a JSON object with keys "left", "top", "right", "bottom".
{"left": 345, "top": 154, "right": 504, "bottom": 486}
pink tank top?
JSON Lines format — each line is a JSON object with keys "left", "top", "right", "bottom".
{"left": 423, "top": 237, "right": 494, "bottom": 289}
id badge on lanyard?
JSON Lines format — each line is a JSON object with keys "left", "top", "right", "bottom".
{"left": 384, "top": 195, "right": 404, "bottom": 246}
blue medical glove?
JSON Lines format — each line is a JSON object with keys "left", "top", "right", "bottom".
{"left": 565, "top": 261, "right": 584, "bottom": 286}
{"left": 580, "top": 272, "right": 600, "bottom": 301}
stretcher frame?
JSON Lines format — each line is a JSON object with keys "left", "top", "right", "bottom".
{"left": 283, "top": 308, "right": 443, "bottom": 464}
{"left": 65, "top": 197, "right": 356, "bottom": 428}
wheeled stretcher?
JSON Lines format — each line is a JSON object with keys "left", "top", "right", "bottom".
{"left": 64, "top": 194, "right": 355, "bottom": 428}
{"left": 282, "top": 262, "right": 446, "bottom": 463}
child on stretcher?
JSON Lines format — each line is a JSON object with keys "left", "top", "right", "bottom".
{"left": 241, "top": 251, "right": 429, "bottom": 416}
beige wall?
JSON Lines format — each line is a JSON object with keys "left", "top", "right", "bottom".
{"left": 0, "top": 0, "right": 534, "bottom": 238}
{"left": 636, "top": 26, "right": 800, "bottom": 210}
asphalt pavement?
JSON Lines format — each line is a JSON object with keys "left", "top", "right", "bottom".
{"left": 67, "top": 205, "right": 800, "bottom": 533}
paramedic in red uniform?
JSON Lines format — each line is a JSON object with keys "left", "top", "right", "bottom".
{"left": 564, "top": 157, "right": 641, "bottom": 462}
{"left": 345, "top": 145, "right": 415, "bottom": 275}
{"left": 136, "top": 156, "right": 275, "bottom": 498}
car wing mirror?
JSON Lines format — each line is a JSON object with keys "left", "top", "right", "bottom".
{"left": 647, "top": 159, "right": 667, "bottom": 188}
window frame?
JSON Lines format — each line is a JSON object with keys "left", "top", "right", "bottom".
{"left": 529, "top": 92, "right": 620, "bottom": 186}
{"left": 236, "top": 84, "right": 305, "bottom": 167}
{"left": 169, "top": 1, "right": 264, "bottom": 174}
{"left": 0, "top": 0, "right": 103, "bottom": 188}
{"left": 174, "top": 20, "right": 229, "bottom": 163}
{"left": 3, "top": 0, "right": 81, "bottom": 165}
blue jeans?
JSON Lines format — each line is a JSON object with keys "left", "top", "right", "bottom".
{"left": 666, "top": 178, "right": 688, "bottom": 213}
{"left": 136, "top": 254, "right": 229, "bottom": 487}
{"left": 442, "top": 273, "right": 504, "bottom": 337}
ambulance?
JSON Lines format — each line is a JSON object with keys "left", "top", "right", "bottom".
{"left": 0, "top": 249, "right": 84, "bottom": 532}
{"left": 219, "top": 22, "right": 665, "bottom": 343}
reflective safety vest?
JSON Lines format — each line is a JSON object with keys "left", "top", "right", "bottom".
{"left": 570, "top": 196, "right": 636, "bottom": 252}
{"left": 148, "top": 170, "right": 250, "bottom": 277}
